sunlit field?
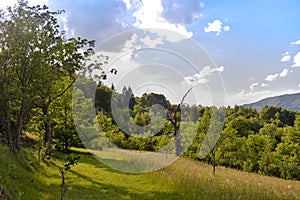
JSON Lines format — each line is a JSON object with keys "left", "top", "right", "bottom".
{"left": 1, "top": 145, "right": 299, "bottom": 200}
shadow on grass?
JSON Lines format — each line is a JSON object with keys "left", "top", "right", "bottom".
{"left": 64, "top": 151, "right": 179, "bottom": 199}
{"left": 69, "top": 151, "right": 144, "bottom": 175}
{"left": 66, "top": 169, "right": 179, "bottom": 200}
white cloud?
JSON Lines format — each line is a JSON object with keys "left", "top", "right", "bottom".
{"left": 261, "top": 83, "right": 268, "bottom": 87}
{"left": 139, "top": 35, "right": 164, "bottom": 48}
{"left": 235, "top": 90, "right": 245, "bottom": 96}
{"left": 60, "top": 14, "right": 75, "bottom": 37}
{"left": 292, "top": 52, "right": 300, "bottom": 67}
{"left": 265, "top": 68, "right": 289, "bottom": 82}
{"left": 131, "top": 0, "right": 194, "bottom": 39}
{"left": 223, "top": 26, "right": 230, "bottom": 31}
{"left": 249, "top": 82, "right": 259, "bottom": 91}
{"left": 198, "top": 66, "right": 224, "bottom": 77}
{"left": 291, "top": 40, "right": 300, "bottom": 45}
{"left": 204, "top": 20, "right": 222, "bottom": 35}
{"left": 160, "top": 0, "right": 204, "bottom": 25}
{"left": 280, "top": 68, "right": 289, "bottom": 77}
{"left": 265, "top": 74, "right": 278, "bottom": 82}
{"left": 184, "top": 66, "right": 224, "bottom": 86}
{"left": 122, "top": 0, "right": 131, "bottom": 10}
{"left": 197, "top": 78, "right": 208, "bottom": 84}
{"left": 281, "top": 52, "right": 291, "bottom": 62}
{"left": 204, "top": 20, "right": 230, "bottom": 36}
{"left": 184, "top": 76, "right": 197, "bottom": 86}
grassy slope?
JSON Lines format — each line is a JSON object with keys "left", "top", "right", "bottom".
{"left": 0, "top": 145, "right": 299, "bottom": 200}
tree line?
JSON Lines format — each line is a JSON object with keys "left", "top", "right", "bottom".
{"left": 92, "top": 84, "right": 300, "bottom": 180}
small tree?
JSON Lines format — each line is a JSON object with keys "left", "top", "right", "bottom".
{"left": 166, "top": 88, "right": 192, "bottom": 156}
{"left": 60, "top": 154, "right": 80, "bottom": 200}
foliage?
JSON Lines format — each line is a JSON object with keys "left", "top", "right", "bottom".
{"left": 90, "top": 84, "right": 300, "bottom": 179}
{"left": 0, "top": 0, "right": 101, "bottom": 156}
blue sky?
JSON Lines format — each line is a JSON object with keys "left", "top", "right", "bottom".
{"left": 1, "top": 0, "right": 300, "bottom": 106}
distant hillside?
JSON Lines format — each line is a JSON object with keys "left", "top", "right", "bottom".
{"left": 243, "top": 93, "right": 300, "bottom": 112}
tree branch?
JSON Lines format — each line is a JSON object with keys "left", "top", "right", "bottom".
{"left": 180, "top": 87, "right": 193, "bottom": 106}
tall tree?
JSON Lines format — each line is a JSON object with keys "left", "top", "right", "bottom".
{"left": 198, "top": 107, "right": 226, "bottom": 174}
{"left": 0, "top": 1, "right": 43, "bottom": 153}
{"left": 51, "top": 78, "right": 80, "bottom": 152}
{"left": 0, "top": 1, "right": 103, "bottom": 155}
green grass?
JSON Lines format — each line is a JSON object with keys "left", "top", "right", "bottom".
{"left": 0, "top": 145, "right": 299, "bottom": 200}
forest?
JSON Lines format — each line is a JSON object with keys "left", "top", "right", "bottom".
{"left": 90, "top": 84, "right": 300, "bottom": 180}
{"left": 0, "top": 1, "right": 300, "bottom": 199}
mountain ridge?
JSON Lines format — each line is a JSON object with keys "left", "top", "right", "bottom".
{"left": 242, "top": 92, "right": 300, "bottom": 112}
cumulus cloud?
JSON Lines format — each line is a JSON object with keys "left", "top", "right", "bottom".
{"left": 184, "top": 66, "right": 224, "bottom": 86}
{"left": 130, "top": 0, "right": 203, "bottom": 39}
{"left": 292, "top": 52, "right": 300, "bottom": 67}
{"left": 139, "top": 35, "right": 164, "bottom": 48}
{"left": 160, "top": 0, "right": 204, "bottom": 25}
{"left": 248, "top": 82, "right": 268, "bottom": 91}
{"left": 200, "top": 66, "right": 224, "bottom": 76}
{"left": 291, "top": 40, "right": 300, "bottom": 45}
{"left": 249, "top": 82, "right": 259, "bottom": 91}
{"left": 281, "top": 52, "right": 291, "bottom": 62}
{"left": 122, "top": 0, "right": 132, "bottom": 9}
{"left": 48, "top": 0, "right": 129, "bottom": 45}
{"left": 265, "top": 68, "right": 289, "bottom": 82}
{"left": 184, "top": 76, "right": 207, "bottom": 86}
{"left": 204, "top": 20, "right": 230, "bottom": 36}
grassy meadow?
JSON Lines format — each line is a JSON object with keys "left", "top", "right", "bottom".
{"left": 0, "top": 145, "right": 299, "bottom": 200}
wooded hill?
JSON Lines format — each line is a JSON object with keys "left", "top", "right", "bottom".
{"left": 243, "top": 93, "right": 300, "bottom": 112}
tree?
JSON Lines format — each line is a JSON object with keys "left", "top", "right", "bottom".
{"left": 259, "top": 106, "right": 281, "bottom": 123}
{"left": 0, "top": 1, "right": 106, "bottom": 155}
{"left": 259, "top": 123, "right": 283, "bottom": 144}
{"left": 95, "top": 84, "right": 113, "bottom": 115}
{"left": 185, "top": 107, "right": 210, "bottom": 160}
{"left": 59, "top": 154, "right": 80, "bottom": 200}
{"left": 243, "top": 134, "right": 273, "bottom": 172}
{"left": 0, "top": 1, "right": 44, "bottom": 153}
{"left": 227, "top": 116, "right": 253, "bottom": 137}
{"left": 198, "top": 107, "right": 226, "bottom": 175}
{"left": 51, "top": 79, "right": 80, "bottom": 152}
{"left": 166, "top": 88, "right": 192, "bottom": 156}
{"left": 94, "top": 111, "right": 125, "bottom": 149}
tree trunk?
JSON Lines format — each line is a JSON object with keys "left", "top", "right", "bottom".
{"left": 60, "top": 170, "right": 67, "bottom": 200}
{"left": 13, "top": 105, "right": 27, "bottom": 154}
{"left": 213, "top": 162, "right": 216, "bottom": 175}
{"left": 5, "top": 117, "right": 13, "bottom": 152}
{"left": 13, "top": 126, "right": 21, "bottom": 154}
{"left": 3, "top": 115, "right": 11, "bottom": 146}
{"left": 212, "top": 153, "right": 216, "bottom": 175}
{"left": 64, "top": 140, "right": 69, "bottom": 153}
{"left": 175, "top": 128, "right": 182, "bottom": 156}
{"left": 42, "top": 105, "right": 52, "bottom": 160}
